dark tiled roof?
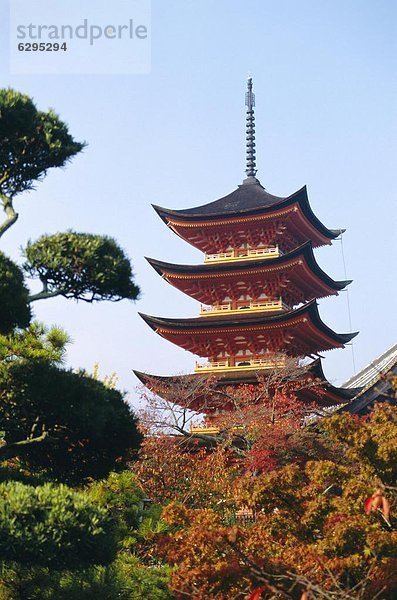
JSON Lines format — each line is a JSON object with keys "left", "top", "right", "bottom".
{"left": 133, "top": 358, "right": 357, "bottom": 403}
{"left": 152, "top": 181, "right": 342, "bottom": 240}
{"left": 308, "top": 358, "right": 360, "bottom": 400}
{"left": 146, "top": 242, "right": 352, "bottom": 292}
{"left": 162, "top": 178, "right": 285, "bottom": 216}
{"left": 139, "top": 300, "right": 358, "bottom": 346}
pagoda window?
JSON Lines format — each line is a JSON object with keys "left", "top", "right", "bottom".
{"left": 236, "top": 349, "right": 253, "bottom": 359}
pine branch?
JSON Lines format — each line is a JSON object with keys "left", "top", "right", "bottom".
{"left": 28, "top": 288, "right": 63, "bottom": 302}
{"left": 0, "top": 195, "right": 18, "bottom": 238}
{"left": 0, "top": 431, "right": 55, "bottom": 460}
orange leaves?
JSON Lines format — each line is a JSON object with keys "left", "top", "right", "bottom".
{"left": 227, "top": 525, "right": 239, "bottom": 543}
{"left": 304, "top": 460, "right": 348, "bottom": 490}
{"left": 161, "top": 502, "right": 192, "bottom": 528}
{"left": 157, "top": 503, "right": 252, "bottom": 598}
{"left": 324, "top": 403, "right": 397, "bottom": 487}
{"left": 135, "top": 403, "right": 397, "bottom": 598}
{"left": 235, "top": 463, "right": 305, "bottom": 514}
{"left": 133, "top": 435, "right": 239, "bottom": 511}
{"left": 364, "top": 489, "right": 391, "bottom": 524}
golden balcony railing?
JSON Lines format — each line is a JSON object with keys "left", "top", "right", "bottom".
{"left": 194, "top": 356, "right": 287, "bottom": 373}
{"left": 204, "top": 246, "right": 281, "bottom": 264}
{"left": 200, "top": 298, "right": 289, "bottom": 316}
{"left": 189, "top": 425, "right": 245, "bottom": 435}
{"left": 190, "top": 426, "right": 221, "bottom": 435}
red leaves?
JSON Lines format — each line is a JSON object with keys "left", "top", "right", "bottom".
{"left": 363, "top": 496, "right": 373, "bottom": 514}
{"left": 247, "top": 587, "right": 266, "bottom": 600}
{"left": 246, "top": 448, "right": 278, "bottom": 473}
{"left": 364, "top": 489, "right": 391, "bottom": 523}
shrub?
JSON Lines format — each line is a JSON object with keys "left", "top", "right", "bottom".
{"left": 0, "top": 481, "right": 116, "bottom": 569}
{"left": 0, "top": 252, "right": 31, "bottom": 333}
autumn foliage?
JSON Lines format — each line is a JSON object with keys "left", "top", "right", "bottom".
{"left": 134, "top": 435, "right": 238, "bottom": 510}
{"left": 134, "top": 396, "right": 397, "bottom": 599}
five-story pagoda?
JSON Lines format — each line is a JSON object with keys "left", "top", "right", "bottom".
{"left": 135, "top": 78, "right": 358, "bottom": 410}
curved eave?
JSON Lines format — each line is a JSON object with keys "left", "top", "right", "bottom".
{"left": 134, "top": 370, "right": 153, "bottom": 387}
{"left": 133, "top": 369, "right": 208, "bottom": 388}
{"left": 146, "top": 242, "right": 351, "bottom": 293}
{"left": 133, "top": 367, "right": 358, "bottom": 407}
{"left": 152, "top": 186, "right": 342, "bottom": 242}
{"left": 152, "top": 179, "right": 285, "bottom": 221}
{"left": 305, "top": 359, "right": 361, "bottom": 400}
{"left": 139, "top": 299, "right": 358, "bottom": 346}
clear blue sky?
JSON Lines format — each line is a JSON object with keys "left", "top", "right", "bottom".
{"left": 1, "top": 0, "right": 396, "bottom": 406}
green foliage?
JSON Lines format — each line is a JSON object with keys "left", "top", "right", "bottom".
{"left": 0, "top": 554, "right": 172, "bottom": 600}
{"left": 0, "top": 481, "right": 116, "bottom": 569}
{"left": 0, "top": 322, "right": 69, "bottom": 366}
{"left": 0, "top": 252, "right": 31, "bottom": 333}
{"left": 0, "top": 473, "right": 171, "bottom": 599}
{"left": 0, "top": 362, "right": 142, "bottom": 483}
{"left": 24, "top": 231, "right": 140, "bottom": 302}
{"left": 0, "top": 88, "right": 85, "bottom": 200}
{"left": 89, "top": 472, "right": 145, "bottom": 533}
{"left": 0, "top": 88, "right": 165, "bottom": 597}
{"left": 88, "top": 471, "right": 169, "bottom": 564}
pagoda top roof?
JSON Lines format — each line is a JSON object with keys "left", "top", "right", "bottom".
{"left": 155, "top": 178, "right": 284, "bottom": 217}
{"left": 146, "top": 241, "right": 352, "bottom": 292}
{"left": 139, "top": 299, "right": 358, "bottom": 347}
{"left": 153, "top": 181, "right": 343, "bottom": 239}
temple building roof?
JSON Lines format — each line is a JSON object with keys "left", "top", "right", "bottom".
{"left": 153, "top": 183, "right": 342, "bottom": 235}
{"left": 133, "top": 358, "right": 358, "bottom": 411}
{"left": 153, "top": 178, "right": 285, "bottom": 218}
{"left": 341, "top": 343, "right": 397, "bottom": 415}
{"left": 146, "top": 242, "right": 351, "bottom": 306}
{"left": 136, "top": 77, "right": 358, "bottom": 415}
{"left": 139, "top": 300, "right": 358, "bottom": 358}
{"left": 153, "top": 185, "right": 343, "bottom": 253}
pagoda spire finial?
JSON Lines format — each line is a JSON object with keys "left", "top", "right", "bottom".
{"left": 245, "top": 76, "right": 257, "bottom": 180}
